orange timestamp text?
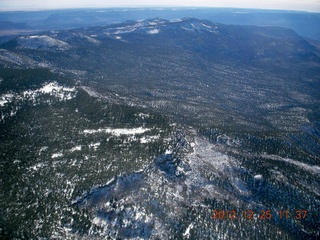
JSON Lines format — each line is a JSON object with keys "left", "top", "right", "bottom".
{"left": 212, "top": 209, "right": 308, "bottom": 220}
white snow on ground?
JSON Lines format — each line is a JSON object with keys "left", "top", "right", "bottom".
{"left": 73, "top": 126, "right": 320, "bottom": 239}
{"left": 0, "top": 82, "right": 76, "bottom": 108}
{"left": 17, "top": 35, "right": 70, "bottom": 50}
{"left": 137, "top": 113, "right": 150, "bottom": 118}
{"left": 83, "top": 127, "right": 150, "bottom": 136}
{"left": 0, "top": 93, "right": 14, "bottom": 106}
{"left": 0, "top": 49, "right": 36, "bottom": 66}
{"left": 29, "top": 162, "right": 46, "bottom": 171}
{"left": 183, "top": 134, "right": 249, "bottom": 203}
{"left": 105, "top": 20, "right": 165, "bottom": 36}
{"left": 38, "top": 146, "right": 48, "bottom": 155}
{"left": 39, "top": 82, "right": 76, "bottom": 100}
{"left": 259, "top": 102, "right": 287, "bottom": 110}
{"left": 201, "top": 22, "right": 212, "bottom": 28}
{"left": 92, "top": 216, "right": 108, "bottom": 228}
{"left": 52, "top": 153, "right": 63, "bottom": 158}
{"left": 75, "top": 129, "right": 277, "bottom": 239}
{"left": 113, "top": 29, "right": 136, "bottom": 35}
{"left": 148, "top": 29, "right": 160, "bottom": 34}
{"left": 140, "top": 135, "right": 160, "bottom": 143}
{"left": 182, "top": 27, "right": 193, "bottom": 31}
{"left": 40, "top": 82, "right": 64, "bottom": 93}
{"left": 89, "top": 142, "right": 101, "bottom": 150}
{"left": 262, "top": 154, "right": 320, "bottom": 175}
{"left": 183, "top": 223, "right": 194, "bottom": 238}
{"left": 165, "top": 149, "right": 173, "bottom": 154}
{"left": 254, "top": 174, "right": 263, "bottom": 180}
{"left": 82, "top": 35, "right": 100, "bottom": 44}
{"left": 69, "top": 146, "right": 82, "bottom": 152}
{"left": 23, "top": 82, "right": 76, "bottom": 100}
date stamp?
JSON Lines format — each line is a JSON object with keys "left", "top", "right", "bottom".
{"left": 212, "top": 210, "right": 308, "bottom": 220}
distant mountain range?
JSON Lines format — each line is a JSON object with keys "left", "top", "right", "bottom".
{"left": 0, "top": 8, "right": 320, "bottom": 40}
{"left": 2, "top": 17, "right": 319, "bottom": 66}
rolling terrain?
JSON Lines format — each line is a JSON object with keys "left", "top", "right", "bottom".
{"left": 0, "top": 17, "right": 320, "bottom": 239}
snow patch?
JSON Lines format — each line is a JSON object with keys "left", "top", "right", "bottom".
{"left": 183, "top": 223, "right": 194, "bottom": 238}
{"left": 148, "top": 21, "right": 159, "bottom": 25}
{"left": 18, "top": 35, "right": 70, "bottom": 50}
{"left": 0, "top": 93, "right": 15, "bottom": 106}
{"left": 148, "top": 29, "right": 160, "bottom": 34}
{"left": 201, "top": 22, "right": 212, "bottom": 29}
{"left": 140, "top": 135, "right": 160, "bottom": 143}
{"left": 29, "top": 162, "right": 46, "bottom": 171}
{"left": 0, "top": 82, "right": 76, "bottom": 122}
{"left": 83, "top": 127, "right": 150, "bottom": 136}
{"left": 30, "top": 82, "right": 76, "bottom": 100}
{"left": 254, "top": 174, "right": 263, "bottom": 180}
{"left": 182, "top": 27, "right": 193, "bottom": 31}
{"left": 137, "top": 112, "right": 150, "bottom": 119}
{"left": 165, "top": 149, "right": 173, "bottom": 154}
{"left": 40, "top": 82, "right": 74, "bottom": 94}
{"left": 262, "top": 154, "right": 320, "bottom": 175}
{"left": 20, "top": 82, "right": 76, "bottom": 101}
{"left": 38, "top": 146, "right": 48, "bottom": 155}
{"left": 89, "top": 142, "right": 100, "bottom": 150}
{"left": 69, "top": 145, "right": 82, "bottom": 152}
{"left": 52, "top": 153, "right": 63, "bottom": 158}
{"left": 82, "top": 35, "right": 100, "bottom": 44}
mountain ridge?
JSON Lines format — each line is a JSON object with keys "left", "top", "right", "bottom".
{"left": 1, "top": 17, "right": 320, "bottom": 67}
{"left": 1, "top": 8, "right": 320, "bottom": 40}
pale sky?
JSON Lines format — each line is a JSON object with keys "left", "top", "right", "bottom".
{"left": 1, "top": 0, "right": 320, "bottom": 12}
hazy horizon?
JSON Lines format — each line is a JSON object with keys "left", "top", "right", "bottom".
{"left": 1, "top": 0, "right": 320, "bottom": 12}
